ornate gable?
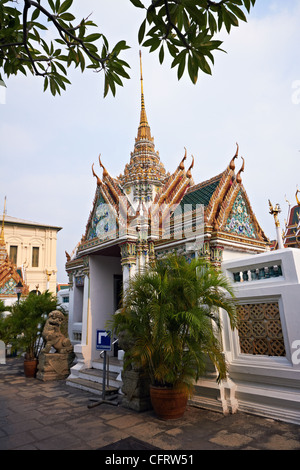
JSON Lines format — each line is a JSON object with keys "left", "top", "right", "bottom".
{"left": 179, "top": 144, "right": 269, "bottom": 252}
{"left": 224, "top": 189, "right": 258, "bottom": 239}
{"left": 86, "top": 191, "right": 114, "bottom": 242}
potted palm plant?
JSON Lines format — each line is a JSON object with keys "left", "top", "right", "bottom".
{"left": 5, "top": 291, "right": 58, "bottom": 377}
{"left": 110, "top": 254, "right": 237, "bottom": 419}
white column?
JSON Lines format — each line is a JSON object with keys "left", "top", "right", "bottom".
{"left": 80, "top": 274, "right": 90, "bottom": 346}
{"left": 67, "top": 285, "right": 74, "bottom": 340}
{"left": 276, "top": 225, "right": 284, "bottom": 250}
{"left": 72, "top": 273, "right": 91, "bottom": 370}
{"left": 122, "top": 264, "right": 130, "bottom": 292}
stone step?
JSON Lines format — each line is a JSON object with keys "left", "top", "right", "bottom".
{"left": 66, "top": 355, "right": 124, "bottom": 396}
{"left": 66, "top": 376, "right": 119, "bottom": 396}
{"left": 92, "top": 356, "right": 123, "bottom": 374}
{"left": 79, "top": 367, "right": 121, "bottom": 388}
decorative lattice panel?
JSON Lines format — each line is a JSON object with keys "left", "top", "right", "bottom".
{"left": 237, "top": 302, "right": 286, "bottom": 356}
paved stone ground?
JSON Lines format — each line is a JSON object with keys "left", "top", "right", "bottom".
{"left": 1, "top": 358, "right": 300, "bottom": 452}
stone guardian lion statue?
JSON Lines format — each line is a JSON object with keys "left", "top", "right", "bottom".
{"left": 42, "top": 310, "right": 73, "bottom": 354}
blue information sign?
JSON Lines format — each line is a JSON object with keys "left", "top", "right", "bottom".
{"left": 96, "top": 330, "right": 111, "bottom": 351}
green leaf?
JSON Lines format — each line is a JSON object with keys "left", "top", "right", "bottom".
{"left": 84, "top": 33, "right": 102, "bottom": 42}
{"left": 55, "top": 0, "right": 61, "bottom": 13}
{"left": 32, "top": 21, "right": 48, "bottom": 30}
{"left": 112, "top": 40, "right": 130, "bottom": 55}
{"left": 143, "top": 37, "right": 160, "bottom": 52}
{"left": 55, "top": 60, "right": 67, "bottom": 75}
{"left": 59, "top": 12, "right": 75, "bottom": 21}
{"left": 208, "top": 11, "right": 217, "bottom": 34}
{"left": 227, "top": 4, "right": 247, "bottom": 22}
{"left": 44, "top": 77, "right": 49, "bottom": 91}
{"left": 31, "top": 8, "right": 40, "bottom": 22}
{"left": 49, "top": 76, "right": 57, "bottom": 95}
{"left": 177, "top": 54, "right": 186, "bottom": 80}
{"left": 78, "top": 49, "right": 85, "bottom": 72}
{"left": 103, "top": 75, "right": 109, "bottom": 98}
{"left": 138, "top": 19, "right": 146, "bottom": 45}
{"left": 58, "top": 0, "right": 73, "bottom": 14}
{"left": 159, "top": 44, "right": 164, "bottom": 64}
{"left": 244, "top": 0, "right": 251, "bottom": 13}
{"left": 187, "top": 54, "right": 198, "bottom": 84}
{"left": 48, "top": 0, "right": 55, "bottom": 12}
{"left": 171, "top": 49, "right": 187, "bottom": 69}
{"left": 129, "top": 0, "right": 145, "bottom": 8}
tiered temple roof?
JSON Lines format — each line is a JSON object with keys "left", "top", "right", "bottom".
{"left": 66, "top": 55, "right": 270, "bottom": 265}
{"left": 180, "top": 146, "right": 269, "bottom": 246}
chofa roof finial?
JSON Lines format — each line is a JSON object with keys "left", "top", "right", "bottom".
{"left": 179, "top": 148, "right": 187, "bottom": 170}
{"left": 92, "top": 163, "right": 102, "bottom": 186}
{"left": 99, "top": 154, "right": 108, "bottom": 178}
{"left": 186, "top": 155, "right": 194, "bottom": 178}
{"left": 229, "top": 142, "right": 239, "bottom": 171}
{"left": 236, "top": 156, "right": 245, "bottom": 184}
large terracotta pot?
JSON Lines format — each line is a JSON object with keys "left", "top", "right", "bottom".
{"left": 24, "top": 358, "right": 38, "bottom": 378}
{"left": 150, "top": 385, "right": 188, "bottom": 420}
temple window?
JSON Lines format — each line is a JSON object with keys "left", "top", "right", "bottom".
{"left": 32, "top": 246, "right": 39, "bottom": 267}
{"left": 9, "top": 245, "right": 18, "bottom": 265}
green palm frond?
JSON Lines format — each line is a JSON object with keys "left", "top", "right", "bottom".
{"left": 109, "top": 253, "right": 237, "bottom": 394}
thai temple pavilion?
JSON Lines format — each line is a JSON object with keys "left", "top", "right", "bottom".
{"left": 65, "top": 54, "right": 270, "bottom": 398}
{"left": 0, "top": 199, "right": 29, "bottom": 305}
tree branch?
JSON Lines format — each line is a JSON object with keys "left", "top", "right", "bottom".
{"left": 163, "top": 0, "right": 190, "bottom": 49}
{"left": 23, "top": 0, "right": 46, "bottom": 76}
{"left": 29, "top": 0, "right": 106, "bottom": 66}
{"left": 0, "top": 0, "right": 108, "bottom": 72}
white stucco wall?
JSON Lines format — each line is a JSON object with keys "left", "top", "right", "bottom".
{"left": 89, "top": 255, "right": 122, "bottom": 362}
{"left": 221, "top": 248, "right": 300, "bottom": 424}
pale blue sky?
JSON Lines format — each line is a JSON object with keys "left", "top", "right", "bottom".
{"left": 1, "top": 1, "right": 300, "bottom": 283}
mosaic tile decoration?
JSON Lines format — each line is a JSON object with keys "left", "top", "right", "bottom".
{"left": 225, "top": 190, "right": 256, "bottom": 238}
{"left": 0, "top": 278, "right": 17, "bottom": 295}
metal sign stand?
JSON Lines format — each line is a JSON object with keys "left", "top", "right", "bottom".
{"left": 88, "top": 350, "right": 119, "bottom": 409}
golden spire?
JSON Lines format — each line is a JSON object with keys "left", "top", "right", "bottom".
{"left": 119, "top": 51, "right": 167, "bottom": 190}
{"left": 140, "top": 50, "right": 145, "bottom": 113}
{"left": 137, "top": 50, "right": 152, "bottom": 141}
{"left": 0, "top": 196, "right": 6, "bottom": 247}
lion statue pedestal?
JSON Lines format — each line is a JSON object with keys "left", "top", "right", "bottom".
{"left": 37, "top": 353, "right": 73, "bottom": 381}
{"left": 37, "top": 310, "right": 75, "bottom": 382}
